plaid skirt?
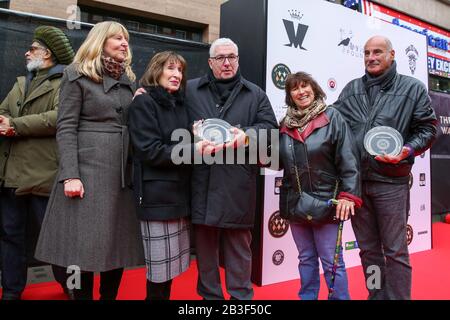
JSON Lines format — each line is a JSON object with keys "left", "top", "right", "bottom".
{"left": 140, "top": 217, "right": 191, "bottom": 283}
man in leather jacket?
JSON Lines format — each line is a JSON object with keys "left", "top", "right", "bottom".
{"left": 334, "top": 35, "right": 437, "bottom": 300}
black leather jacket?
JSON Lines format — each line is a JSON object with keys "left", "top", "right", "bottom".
{"left": 279, "top": 107, "right": 361, "bottom": 224}
{"left": 334, "top": 71, "right": 437, "bottom": 184}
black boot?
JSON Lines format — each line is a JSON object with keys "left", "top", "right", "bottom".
{"left": 146, "top": 279, "right": 172, "bottom": 300}
{"left": 73, "top": 272, "right": 94, "bottom": 300}
{"left": 99, "top": 268, "right": 124, "bottom": 300}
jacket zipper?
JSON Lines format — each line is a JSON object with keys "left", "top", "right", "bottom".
{"left": 362, "top": 89, "right": 384, "bottom": 164}
{"left": 302, "top": 143, "right": 314, "bottom": 191}
{"left": 138, "top": 165, "right": 144, "bottom": 207}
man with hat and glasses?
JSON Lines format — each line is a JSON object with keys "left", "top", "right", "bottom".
{"left": 0, "top": 25, "right": 75, "bottom": 300}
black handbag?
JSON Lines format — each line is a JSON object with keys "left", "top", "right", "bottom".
{"left": 287, "top": 136, "right": 339, "bottom": 224}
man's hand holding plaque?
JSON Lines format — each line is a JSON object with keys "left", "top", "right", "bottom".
{"left": 374, "top": 146, "right": 412, "bottom": 164}
{"left": 194, "top": 118, "right": 247, "bottom": 155}
{"left": 363, "top": 126, "right": 411, "bottom": 164}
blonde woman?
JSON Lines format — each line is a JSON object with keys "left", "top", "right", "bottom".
{"left": 35, "top": 21, "right": 143, "bottom": 300}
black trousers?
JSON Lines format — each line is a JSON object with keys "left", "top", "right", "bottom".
{"left": 0, "top": 188, "right": 68, "bottom": 299}
{"left": 194, "top": 225, "right": 253, "bottom": 300}
{"left": 146, "top": 279, "right": 172, "bottom": 300}
{"left": 72, "top": 268, "right": 124, "bottom": 300}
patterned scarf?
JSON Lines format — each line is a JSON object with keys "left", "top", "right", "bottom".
{"left": 284, "top": 99, "right": 328, "bottom": 132}
{"left": 101, "top": 55, "right": 125, "bottom": 80}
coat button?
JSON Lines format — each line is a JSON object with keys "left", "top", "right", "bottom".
{"left": 116, "top": 107, "right": 123, "bottom": 114}
{"left": 17, "top": 101, "right": 21, "bottom": 107}
{"left": 4, "top": 152, "right": 8, "bottom": 157}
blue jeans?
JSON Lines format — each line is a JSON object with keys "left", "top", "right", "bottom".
{"left": 0, "top": 188, "right": 66, "bottom": 299}
{"left": 351, "top": 181, "right": 411, "bottom": 300}
{"left": 290, "top": 222, "right": 350, "bottom": 300}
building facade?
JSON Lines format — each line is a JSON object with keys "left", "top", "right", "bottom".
{"left": 4, "top": 0, "right": 227, "bottom": 43}
{"left": 2, "top": 0, "right": 449, "bottom": 91}
{"left": 359, "top": 0, "right": 450, "bottom": 94}
{"left": 3, "top": 1, "right": 448, "bottom": 43}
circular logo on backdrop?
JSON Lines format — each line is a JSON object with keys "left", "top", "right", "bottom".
{"left": 406, "top": 224, "right": 414, "bottom": 246}
{"left": 272, "top": 250, "right": 285, "bottom": 266}
{"left": 327, "top": 78, "right": 337, "bottom": 91}
{"left": 272, "top": 63, "right": 291, "bottom": 89}
{"left": 268, "top": 211, "right": 290, "bottom": 238}
{"left": 408, "top": 173, "right": 414, "bottom": 189}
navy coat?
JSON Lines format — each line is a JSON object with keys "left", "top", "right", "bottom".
{"left": 185, "top": 75, "right": 278, "bottom": 229}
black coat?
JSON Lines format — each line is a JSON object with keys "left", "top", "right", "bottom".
{"left": 128, "top": 86, "right": 191, "bottom": 221}
{"left": 334, "top": 72, "right": 437, "bottom": 184}
{"left": 279, "top": 108, "right": 361, "bottom": 224}
{"left": 185, "top": 75, "right": 278, "bottom": 229}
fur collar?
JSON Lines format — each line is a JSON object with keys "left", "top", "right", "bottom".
{"left": 145, "top": 85, "right": 184, "bottom": 109}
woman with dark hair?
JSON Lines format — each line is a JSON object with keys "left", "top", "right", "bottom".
{"left": 279, "top": 71, "right": 362, "bottom": 300}
{"left": 128, "top": 51, "right": 193, "bottom": 300}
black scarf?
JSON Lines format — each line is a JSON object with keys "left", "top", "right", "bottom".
{"left": 145, "top": 85, "right": 184, "bottom": 109}
{"left": 363, "top": 60, "right": 397, "bottom": 106}
{"left": 208, "top": 68, "right": 241, "bottom": 108}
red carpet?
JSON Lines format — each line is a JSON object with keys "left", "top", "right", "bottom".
{"left": 4, "top": 222, "right": 450, "bottom": 300}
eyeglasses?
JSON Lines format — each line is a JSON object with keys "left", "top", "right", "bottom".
{"left": 28, "top": 46, "right": 47, "bottom": 53}
{"left": 210, "top": 55, "right": 239, "bottom": 64}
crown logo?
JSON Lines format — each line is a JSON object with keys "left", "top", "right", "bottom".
{"left": 288, "top": 9, "right": 303, "bottom": 21}
{"left": 405, "top": 45, "right": 419, "bottom": 56}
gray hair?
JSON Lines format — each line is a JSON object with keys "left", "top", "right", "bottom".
{"left": 209, "top": 38, "right": 239, "bottom": 57}
{"left": 365, "top": 35, "right": 394, "bottom": 62}
{"left": 385, "top": 37, "right": 393, "bottom": 51}
{"left": 366, "top": 35, "right": 393, "bottom": 51}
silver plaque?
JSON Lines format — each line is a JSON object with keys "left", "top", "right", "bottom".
{"left": 197, "top": 118, "right": 234, "bottom": 145}
{"left": 364, "top": 126, "right": 403, "bottom": 156}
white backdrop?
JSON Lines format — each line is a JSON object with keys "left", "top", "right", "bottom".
{"left": 261, "top": 0, "right": 431, "bottom": 286}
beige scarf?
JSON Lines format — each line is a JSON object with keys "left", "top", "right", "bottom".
{"left": 284, "top": 99, "right": 328, "bottom": 132}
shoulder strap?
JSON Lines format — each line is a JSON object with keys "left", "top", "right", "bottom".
{"left": 286, "top": 135, "right": 302, "bottom": 194}
{"left": 287, "top": 135, "right": 339, "bottom": 198}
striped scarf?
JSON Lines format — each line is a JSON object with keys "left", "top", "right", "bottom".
{"left": 284, "top": 99, "right": 328, "bottom": 132}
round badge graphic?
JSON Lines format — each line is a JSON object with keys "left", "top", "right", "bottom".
{"left": 408, "top": 172, "right": 414, "bottom": 189}
{"left": 420, "top": 152, "right": 426, "bottom": 158}
{"left": 272, "top": 64, "right": 291, "bottom": 89}
{"left": 328, "top": 78, "right": 337, "bottom": 91}
{"left": 406, "top": 224, "right": 413, "bottom": 245}
{"left": 364, "top": 126, "right": 403, "bottom": 156}
{"left": 272, "top": 250, "right": 285, "bottom": 266}
{"left": 268, "top": 211, "right": 290, "bottom": 238}
{"left": 197, "top": 118, "right": 234, "bottom": 145}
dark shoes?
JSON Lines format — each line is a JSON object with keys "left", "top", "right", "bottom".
{"left": 1, "top": 293, "right": 22, "bottom": 300}
{"left": 62, "top": 286, "right": 75, "bottom": 300}
{"left": 146, "top": 279, "right": 172, "bottom": 300}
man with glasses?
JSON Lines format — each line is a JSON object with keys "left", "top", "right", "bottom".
{"left": 186, "top": 38, "right": 277, "bottom": 300}
{"left": 0, "top": 26, "right": 74, "bottom": 300}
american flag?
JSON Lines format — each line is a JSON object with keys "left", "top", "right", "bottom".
{"left": 343, "top": 0, "right": 360, "bottom": 11}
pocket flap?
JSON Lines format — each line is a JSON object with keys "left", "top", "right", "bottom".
{"left": 142, "top": 168, "right": 179, "bottom": 181}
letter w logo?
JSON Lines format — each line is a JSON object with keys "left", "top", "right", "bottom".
{"left": 283, "top": 19, "right": 308, "bottom": 50}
